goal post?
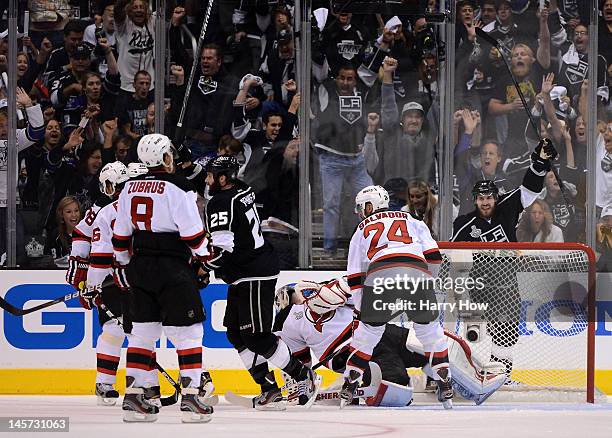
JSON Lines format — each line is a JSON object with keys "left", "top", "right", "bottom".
{"left": 436, "top": 242, "right": 596, "bottom": 403}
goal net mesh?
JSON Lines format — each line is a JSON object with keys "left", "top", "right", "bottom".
{"left": 437, "top": 245, "right": 593, "bottom": 397}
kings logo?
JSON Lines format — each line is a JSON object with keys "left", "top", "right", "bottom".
{"left": 339, "top": 95, "right": 362, "bottom": 125}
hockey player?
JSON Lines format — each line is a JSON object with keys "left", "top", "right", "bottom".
{"left": 112, "top": 133, "right": 213, "bottom": 423}
{"left": 343, "top": 185, "right": 453, "bottom": 408}
{"left": 202, "top": 155, "right": 320, "bottom": 409}
{"left": 451, "top": 139, "right": 556, "bottom": 380}
{"left": 274, "top": 281, "right": 507, "bottom": 407}
{"left": 67, "top": 161, "right": 160, "bottom": 405}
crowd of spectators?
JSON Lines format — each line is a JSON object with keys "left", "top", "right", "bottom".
{"left": 0, "top": 0, "right": 611, "bottom": 269}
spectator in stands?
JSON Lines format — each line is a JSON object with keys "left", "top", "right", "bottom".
{"left": 117, "top": 70, "right": 152, "bottom": 140}
{"left": 311, "top": 37, "right": 391, "bottom": 254}
{"left": 261, "top": 138, "right": 300, "bottom": 269}
{"left": 558, "top": 24, "right": 609, "bottom": 108}
{"left": 114, "top": 0, "right": 155, "bottom": 93}
{"left": 53, "top": 141, "right": 103, "bottom": 218}
{"left": 28, "top": 0, "right": 75, "bottom": 49}
{"left": 260, "top": 28, "right": 296, "bottom": 113}
{"left": 0, "top": 88, "right": 45, "bottom": 260}
{"left": 596, "top": 120, "right": 612, "bottom": 216}
{"left": 383, "top": 178, "right": 409, "bottom": 211}
{"left": 599, "top": 0, "right": 612, "bottom": 69}
{"left": 365, "top": 57, "right": 438, "bottom": 186}
{"left": 46, "top": 195, "right": 81, "bottom": 259}
{"left": 479, "top": 0, "right": 497, "bottom": 27}
{"left": 596, "top": 204, "right": 612, "bottom": 271}
{"left": 516, "top": 199, "right": 564, "bottom": 242}
{"left": 84, "top": 1, "right": 117, "bottom": 78}
{"left": 542, "top": 170, "right": 579, "bottom": 242}
{"left": 321, "top": 12, "right": 370, "bottom": 74}
{"left": 13, "top": 37, "right": 52, "bottom": 95}
{"left": 401, "top": 179, "right": 457, "bottom": 240}
{"left": 170, "top": 43, "right": 237, "bottom": 158}
{"left": 43, "top": 19, "right": 88, "bottom": 84}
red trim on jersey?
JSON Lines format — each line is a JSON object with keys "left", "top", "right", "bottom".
{"left": 424, "top": 349, "right": 449, "bottom": 358}
{"left": 423, "top": 248, "right": 443, "bottom": 263}
{"left": 373, "top": 252, "right": 427, "bottom": 263}
{"left": 367, "top": 262, "right": 431, "bottom": 277}
{"left": 320, "top": 322, "right": 353, "bottom": 364}
{"left": 348, "top": 346, "right": 372, "bottom": 361}
{"left": 181, "top": 230, "right": 205, "bottom": 241}
{"left": 126, "top": 362, "right": 151, "bottom": 371}
{"left": 177, "top": 347, "right": 202, "bottom": 356}
{"left": 97, "top": 353, "right": 120, "bottom": 363}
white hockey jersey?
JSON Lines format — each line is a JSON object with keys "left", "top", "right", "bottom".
{"left": 87, "top": 200, "right": 119, "bottom": 287}
{"left": 274, "top": 304, "right": 356, "bottom": 366}
{"left": 113, "top": 173, "right": 209, "bottom": 265}
{"left": 70, "top": 201, "right": 107, "bottom": 259}
{"left": 346, "top": 210, "right": 443, "bottom": 308}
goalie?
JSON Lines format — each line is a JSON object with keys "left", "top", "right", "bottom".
{"left": 273, "top": 279, "right": 507, "bottom": 407}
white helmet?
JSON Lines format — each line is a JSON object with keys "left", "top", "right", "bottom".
{"left": 99, "top": 161, "right": 129, "bottom": 197}
{"left": 127, "top": 162, "right": 149, "bottom": 178}
{"left": 355, "top": 185, "right": 389, "bottom": 218}
{"left": 301, "top": 278, "right": 350, "bottom": 314}
{"left": 137, "top": 133, "right": 173, "bottom": 167}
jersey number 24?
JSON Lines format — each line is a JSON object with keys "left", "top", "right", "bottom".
{"left": 363, "top": 220, "right": 412, "bottom": 259}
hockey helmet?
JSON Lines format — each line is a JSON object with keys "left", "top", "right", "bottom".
{"left": 471, "top": 180, "right": 499, "bottom": 201}
{"left": 274, "top": 283, "right": 298, "bottom": 311}
{"left": 301, "top": 278, "right": 350, "bottom": 314}
{"left": 127, "top": 162, "right": 149, "bottom": 178}
{"left": 99, "top": 161, "right": 129, "bottom": 197}
{"left": 206, "top": 155, "right": 240, "bottom": 178}
{"left": 355, "top": 185, "right": 390, "bottom": 218}
{"left": 137, "top": 133, "right": 173, "bottom": 168}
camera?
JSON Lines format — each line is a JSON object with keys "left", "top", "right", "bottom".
{"left": 465, "top": 324, "right": 482, "bottom": 343}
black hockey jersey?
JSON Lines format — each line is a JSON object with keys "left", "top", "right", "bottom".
{"left": 204, "top": 180, "right": 279, "bottom": 284}
{"left": 451, "top": 166, "right": 545, "bottom": 242}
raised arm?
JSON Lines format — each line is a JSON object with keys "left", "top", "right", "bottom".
{"left": 536, "top": 6, "right": 551, "bottom": 70}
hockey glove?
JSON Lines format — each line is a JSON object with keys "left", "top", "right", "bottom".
{"left": 79, "top": 284, "right": 102, "bottom": 310}
{"left": 66, "top": 256, "right": 89, "bottom": 290}
{"left": 112, "top": 263, "right": 130, "bottom": 291}
{"left": 191, "top": 258, "right": 211, "bottom": 289}
{"left": 531, "top": 138, "right": 558, "bottom": 173}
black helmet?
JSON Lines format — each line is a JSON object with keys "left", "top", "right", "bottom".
{"left": 471, "top": 180, "right": 499, "bottom": 200}
{"left": 206, "top": 155, "right": 240, "bottom": 194}
{"left": 206, "top": 155, "right": 240, "bottom": 179}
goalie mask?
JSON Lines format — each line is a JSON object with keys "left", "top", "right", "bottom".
{"left": 301, "top": 278, "right": 350, "bottom": 315}
{"left": 355, "top": 185, "right": 390, "bottom": 219}
{"left": 206, "top": 155, "right": 240, "bottom": 194}
{"left": 99, "top": 161, "right": 129, "bottom": 197}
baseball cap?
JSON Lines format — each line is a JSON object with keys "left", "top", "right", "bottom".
{"left": 602, "top": 204, "right": 612, "bottom": 219}
{"left": 70, "top": 43, "right": 92, "bottom": 59}
{"left": 402, "top": 101, "right": 425, "bottom": 115}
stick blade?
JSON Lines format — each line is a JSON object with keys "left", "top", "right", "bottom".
{"left": 0, "top": 295, "right": 26, "bottom": 316}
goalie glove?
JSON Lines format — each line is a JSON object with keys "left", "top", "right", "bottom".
{"left": 66, "top": 256, "right": 89, "bottom": 290}
{"left": 531, "top": 138, "right": 558, "bottom": 173}
{"left": 112, "top": 263, "right": 130, "bottom": 291}
{"left": 79, "top": 284, "right": 102, "bottom": 310}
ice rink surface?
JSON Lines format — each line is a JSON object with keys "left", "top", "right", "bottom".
{"left": 1, "top": 396, "right": 611, "bottom": 438}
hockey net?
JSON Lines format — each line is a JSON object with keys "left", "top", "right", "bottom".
{"left": 435, "top": 242, "right": 596, "bottom": 403}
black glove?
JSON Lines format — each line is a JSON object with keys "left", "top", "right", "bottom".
{"left": 191, "top": 258, "right": 211, "bottom": 289}
{"left": 531, "top": 138, "right": 558, "bottom": 173}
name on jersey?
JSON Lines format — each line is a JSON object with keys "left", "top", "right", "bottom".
{"left": 240, "top": 192, "right": 256, "bottom": 207}
{"left": 127, "top": 180, "right": 166, "bottom": 194}
{"left": 358, "top": 211, "right": 409, "bottom": 230}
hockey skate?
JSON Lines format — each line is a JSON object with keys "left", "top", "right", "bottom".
{"left": 180, "top": 377, "right": 214, "bottom": 423}
{"left": 122, "top": 388, "right": 159, "bottom": 422}
{"left": 434, "top": 367, "right": 454, "bottom": 410}
{"left": 339, "top": 370, "right": 361, "bottom": 409}
{"left": 199, "top": 370, "right": 219, "bottom": 405}
{"left": 143, "top": 385, "right": 162, "bottom": 408}
{"left": 254, "top": 387, "right": 286, "bottom": 411}
{"left": 95, "top": 383, "right": 119, "bottom": 406}
{"left": 287, "top": 368, "right": 321, "bottom": 408}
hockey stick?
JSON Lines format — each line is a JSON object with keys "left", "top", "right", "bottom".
{"left": 0, "top": 289, "right": 82, "bottom": 316}
{"left": 474, "top": 27, "right": 571, "bottom": 207}
{"left": 173, "top": 0, "right": 215, "bottom": 148}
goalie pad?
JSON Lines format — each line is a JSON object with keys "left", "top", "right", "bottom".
{"left": 365, "top": 380, "right": 413, "bottom": 407}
